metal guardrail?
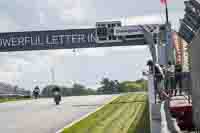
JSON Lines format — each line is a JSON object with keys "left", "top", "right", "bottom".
{"left": 160, "top": 101, "right": 171, "bottom": 133}
{"left": 160, "top": 100, "right": 182, "bottom": 133}
{"left": 148, "top": 71, "right": 192, "bottom": 132}
{"left": 0, "top": 93, "right": 31, "bottom": 98}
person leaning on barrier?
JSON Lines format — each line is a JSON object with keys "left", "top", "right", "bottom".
{"left": 146, "top": 60, "right": 168, "bottom": 101}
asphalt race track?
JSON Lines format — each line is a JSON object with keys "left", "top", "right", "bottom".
{"left": 0, "top": 95, "right": 116, "bottom": 133}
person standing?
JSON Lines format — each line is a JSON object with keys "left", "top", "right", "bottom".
{"left": 160, "top": 65, "right": 168, "bottom": 94}
{"left": 146, "top": 60, "right": 168, "bottom": 101}
{"left": 175, "top": 64, "right": 182, "bottom": 95}
{"left": 166, "top": 61, "right": 175, "bottom": 96}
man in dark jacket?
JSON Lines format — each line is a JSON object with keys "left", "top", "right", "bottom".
{"left": 175, "top": 64, "right": 182, "bottom": 95}
{"left": 146, "top": 60, "right": 168, "bottom": 101}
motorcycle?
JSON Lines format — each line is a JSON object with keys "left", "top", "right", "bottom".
{"left": 53, "top": 91, "right": 61, "bottom": 105}
{"left": 33, "top": 90, "right": 39, "bottom": 99}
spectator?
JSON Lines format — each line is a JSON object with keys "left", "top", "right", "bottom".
{"left": 146, "top": 60, "right": 168, "bottom": 101}
{"left": 160, "top": 65, "right": 168, "bottom": 95}
{"left": 166, "top": 61, "right": 175, "bottom": 96}
{"left": 175, "top": 64, "right": 182, "bottom": 95}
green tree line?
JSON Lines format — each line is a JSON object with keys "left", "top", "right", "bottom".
{"left": 97, "top": 78, "right": 148, "bottom": 94}
{"left": 41, "top": 78, "right": 148, "bottom": 97}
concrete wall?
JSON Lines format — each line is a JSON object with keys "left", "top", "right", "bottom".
{"left": 190, "top": 31, "right": 200, "bottom": 128}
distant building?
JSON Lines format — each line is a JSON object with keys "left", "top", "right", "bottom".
{"left": 172, "top": 32, "right": 190, "bottom": 72}
{"left": 179, "top": 0, "right": 200, "bottom": 43}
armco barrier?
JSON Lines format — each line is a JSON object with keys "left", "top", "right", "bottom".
{"left": 163, "top": 100, "right": 181, "bottom": 133}
{"left": 0, "top": 94, "right": 31, "bottom": 99}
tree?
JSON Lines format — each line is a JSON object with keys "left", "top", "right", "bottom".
{"left": 135, "top": 78, "right": 148, "bottom": 91}
{"left": 118, "top": 80, "right": 148, "bottom": 92}
{"left": 100, "top": 78, "right": 110, "bottom": 88}
{"left": 99, "top": 78, "right": 120, "bottom": 94}
{"left": 61, "top": 87, "right": 72, "bottom": 96}
{"left": 114, "top": 80, "right": 120, "bottom": 93}
{"left": 86, "top": 88, "right": 96, "bottom": 95}
{"left": 72, "top": 83, "right": 87, "bottom": 96}
{"left": 42, "top": 83, "right": 97, "bottom": 97}
{"left": 42, "top": 85, "right": 59, "bottom": 97}
{"left": 100, "top": 78, "right": 112, "bottom": 94}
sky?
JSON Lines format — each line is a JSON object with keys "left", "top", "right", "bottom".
{"left": 0, "top": 0, "right": 185, "bottom": 90}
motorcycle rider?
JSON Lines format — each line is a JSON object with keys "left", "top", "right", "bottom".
{"left": 33, "top": 86, "right": 40, "bottom": 99}
{"left": 52, "top": 86, "right": 61, "bottom": 104}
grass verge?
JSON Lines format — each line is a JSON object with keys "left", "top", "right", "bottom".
{"left": 62, "top": 92, "right": 150, "bottom": 133}
{"left": 0, "top": 97, "right": 31, "bottom": 103}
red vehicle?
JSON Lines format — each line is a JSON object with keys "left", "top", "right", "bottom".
{"left": 169, "top": 96, "right": 194, "bottom": 130}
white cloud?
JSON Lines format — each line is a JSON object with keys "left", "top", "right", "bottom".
{"left": 108, "top": 46, "right": 149, "bottom": 53}
{"left": 78, "top": 48, "right": 106, "bottom": 57}
{"left": 0, "top": 72, "right": 19, "bottom": 84}
{"left": 0, "top": 17, "right": 18, "bottom": 32}
{"left": 39, "top": 12, "right": 45, "bottom": 25}
{"left": 60, "top": 1, "right": 85, "bottom": 21}
{"left": 125, "top": 14, "right": 163, "bottom": 25}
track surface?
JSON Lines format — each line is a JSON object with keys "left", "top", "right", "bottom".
{"left": 0, "top": 95, "right": 115, "bottom": 133}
